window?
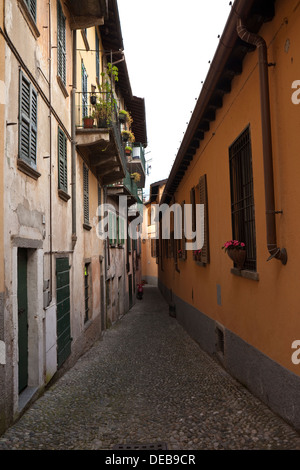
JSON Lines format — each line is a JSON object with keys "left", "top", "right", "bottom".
{"left": 83, "top": 164, "right": 89, "bottom": 225}
{"left": 57, "top": 1, "right": 66, "bottom": 85}
{"left": 118, "top": 216, "right": 125, "bottom": 246}
{"left": 151, "top": 239, "right": 157, "bottom": 258}
{"left": 81, "top": 61, "right": 88, "bottom": 119}
{"left": 19, "top": 71, "right": 38, "bottom": 168}
{"left": 58, "top": 128, "right": 67, "bottom": 193}
{"left": 109, "top": 211, "right": 117, "bottom": 246}
{"left": 24, "top": 0, "right": 36, "bottom": 22}
{"left": 190, "top": 175, "right": 210, "bottom": 264}
{"left": 229, "top": 126, "right": 256, "bottom": 271}
{"left": 95, "top": 30, "right": 100, "bottom": 82}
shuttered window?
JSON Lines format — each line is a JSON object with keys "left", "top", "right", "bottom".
{"left": 118, "top": 216, "right": 125, "bottom": 245}
{"left": 24, "top": 0, "right": 36, "bottom": 22}
{"left": 19, "top": 71, "right": 38, "bottom": 167}
{"left": 109, "top": 212, "right": 117, "bottom": 246}
{"left": 57, "top": 1, "right": 66, "bottom": 85}
{"left": 82, "top": 61, "right": 88, "bottom": 119}
{"left": 58, "top": 128, "right": 67, "bottom": 193}
{"left": 83, "top": 164, "right": 89, "bottom": 224}
{"left": 181, "top": 201, "right": 186, "bottom": 260}
{"left": 199, "top": 174, "right": 210, "bottom": 264}
{"left": 229, "top": 127, "right": 256, "bottom": 271}
{"left": 95, "top": 31, "right": 100, "bottom": 82}
{"left": 191, "top": 176, "right": 210, "bottom": 264}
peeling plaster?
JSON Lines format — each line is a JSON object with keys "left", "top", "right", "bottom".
{"left": 16, "top": 202, "right": 44, "bottom": 232}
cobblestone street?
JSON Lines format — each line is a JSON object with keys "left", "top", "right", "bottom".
{"left": 0, "top": 286, "right": 300, "bottom": 451}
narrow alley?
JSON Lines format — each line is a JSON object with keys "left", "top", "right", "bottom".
{"left": 0, "top": 286, "right": 299, "bottom": 451}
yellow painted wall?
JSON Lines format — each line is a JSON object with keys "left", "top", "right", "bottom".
{"left": 159, "top": 0, "right": 300, "bottom": 375}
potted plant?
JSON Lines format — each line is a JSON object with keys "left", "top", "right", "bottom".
{"left": 130, "top": 172, "right": 140, "bottom": 183}
{"left": 193, "top": 249, "right": 202, "bottom": 262}
{"left": 94, "top": 99, "right": 113, "bottom": 128}
{"left": 83, "top": 115, "right": 94, "bottom": 129}
{"left": 121, "top": 130, "right": 135, "bottom": 143}
{"left": 119, "top": 109, "right": 129, "bottom": 124}
{"left": 125, "top": 146, "right": 133, "bottom": 156}
{"left": 222, "top": 240, "right": 246, "bottom": 270}
{"left": 122, "top": 130, "right": 130, "bottom": 142}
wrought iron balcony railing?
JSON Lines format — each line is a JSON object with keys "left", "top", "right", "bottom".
{"left": 75, "top": 91, "right": 127, "bottom": 179}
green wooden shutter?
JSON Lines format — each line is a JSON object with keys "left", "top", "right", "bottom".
{"left": 199, "top": 174, "right": 210, "bottom": 264}
{"left": 109, "top": 212, "right": 117, "bottom": 245}
{"left": 82, "top": 61, "right": 88, "bottom": 118}
{"left": 83, "top": 165, "right": 89, "bottom": 223}
{"left": 95, "top": 31, "right": 100, "bottom": 81}
{"left": 30, "top": 88, "right": 37, "bottom": 165}
{"left": 119, "top": 216, "right": 125, "bottom": 245}
{"left": 24, "top": 0, "right": 36, "bottom": 21}
{"left": 19, "top": 71, "right": 37, "bottom": 167}
{"left": 57, "top": 1, "right": 66, "bottom": 85}
{"left": 58, "top": 128, "right": 67, "bottom": 192}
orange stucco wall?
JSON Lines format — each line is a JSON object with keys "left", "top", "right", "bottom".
{"left": 159, "top": 0, "right": 300, "bottom": 375}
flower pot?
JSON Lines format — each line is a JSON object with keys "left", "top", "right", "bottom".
{"left": 227, "top": 248, "right": 246, "bottom": 270}
{"left": 83, "top": 118, "right": 94, "bottom": 129}
{"left": 122, "top": 133, "right": 130, "bottom": 142}
{"left": 119, "top": 113, "right": 127, "bottom": 124}
{"left": 97, "top": 117, "right": 108, "bottom": 128}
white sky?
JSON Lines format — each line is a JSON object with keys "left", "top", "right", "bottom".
{"left": 117, "top": 1, "right": 232, "bottom": 198}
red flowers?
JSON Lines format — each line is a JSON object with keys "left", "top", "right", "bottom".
{"left": 222, "top": 240, "right": 245, "bottom": 253}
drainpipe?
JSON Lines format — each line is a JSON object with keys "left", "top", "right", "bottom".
{"left": 237, "top": 18, "right": 287, "bottom": 265}
{"left": 71, "top": 31, "right": 77, "bottom": 249}
{"left": 48, "top": 0, "right": 53, "bottom": 300}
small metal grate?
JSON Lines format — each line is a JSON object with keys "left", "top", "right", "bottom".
{"left": 113, "top": 442, "right": 168, "bottom": 450}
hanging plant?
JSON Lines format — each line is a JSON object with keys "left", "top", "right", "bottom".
{"left": 119, "top": 109, "right": 129, "bottom": 124}
{"left": 125, "top": 146, "right": 133, "bottom": 156}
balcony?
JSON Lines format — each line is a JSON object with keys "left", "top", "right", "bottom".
{"left": 107, "top": 170, "right": 142, "bottom": 206}
{"left": 65, "top": 0, "right": 108, "bottom": 29}
{"left": 75, "top": 92, "right": 127, "bottom": 185}
{"left": 127, "top": 143, "right": 146, "bottom": 189}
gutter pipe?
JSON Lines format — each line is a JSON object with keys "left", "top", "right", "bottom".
{"left": 237, "top": 18, "right": 287, "bottom": 265}
{"left": 71, "top": 31, "right": 77, "bottom": 248}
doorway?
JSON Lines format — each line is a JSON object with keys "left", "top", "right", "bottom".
{"left": 18, "top": 249, "right": 28, "bottom": 394}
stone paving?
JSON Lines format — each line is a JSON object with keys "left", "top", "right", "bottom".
{"left": 0, "top": 286, "right": 300, "bottom": 450}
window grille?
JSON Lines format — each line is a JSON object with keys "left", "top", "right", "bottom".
{"left": 229, "top": 126, "right": 256, "bottom": 271}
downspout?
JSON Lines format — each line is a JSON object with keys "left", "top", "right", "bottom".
{"left": 237, "top": 18, "right": 287, "bottom": 265}
{"left": 71, "top": 31, "right": 77, "bottom": 248}
{"left": 48, "top": 0, "right": 53, "bottom": 300}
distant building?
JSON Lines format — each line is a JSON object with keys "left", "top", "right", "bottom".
{"left": 141, "top": 180, "right": 167, "bottom": 286}
{"left": 158, "top": 0, "right": 300, "bottom": 430}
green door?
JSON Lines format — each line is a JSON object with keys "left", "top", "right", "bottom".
{"left": 18, "top": 249, "right": 28, "bottom": 394}
{"left": 56, "top": 258, "right": 71, "bottom": 368}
